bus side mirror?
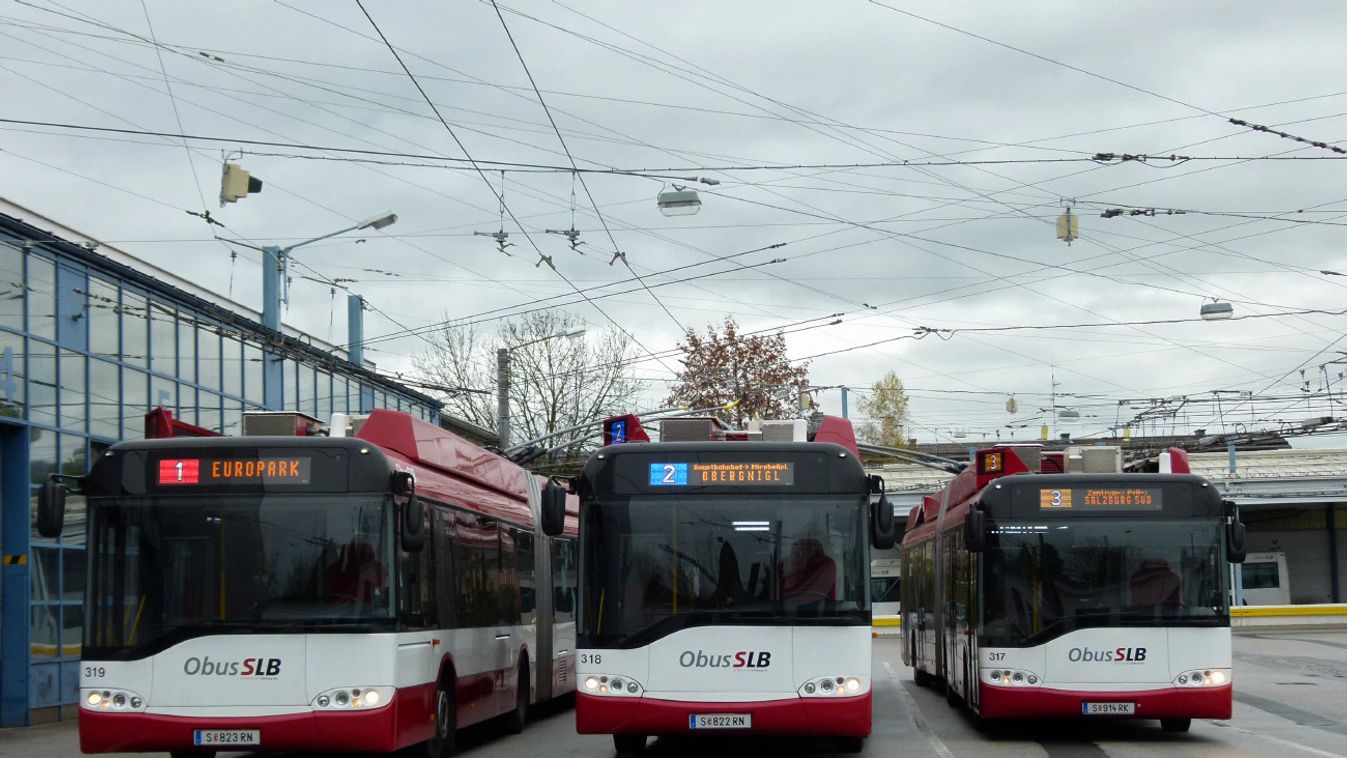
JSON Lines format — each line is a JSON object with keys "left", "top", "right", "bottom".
{"left": 37, "top": 476, "right": 66, "bottom": 538}
{"left": 1227, "top": 520, "right": 1246, "bottom": 564}
{"left": 965, "top": 508, "right": 986, "bottom": 553}
{"left": 541, "top": 482, "right": 567, "bottom": 537}
{"left": 400, "top": 495, "right": 425, "bottom": 553}
{"left": 871, "top": 493, "right": 896, "bottom": 550}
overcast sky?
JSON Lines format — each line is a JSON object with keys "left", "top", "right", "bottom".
{"left": 3, "top": 0, "right": 1346, "bottom": 444}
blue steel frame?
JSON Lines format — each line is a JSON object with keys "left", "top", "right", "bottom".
{"left": 0, "top": 217, "right": 440, "bottom": 726}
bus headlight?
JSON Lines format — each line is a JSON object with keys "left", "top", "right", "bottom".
{"left": 798, "top": 676, "right": 867, "bottom": 697}
{"left": 984, "top": 669, "right": 1040, "bottom": 687}
{"left": 1174, "top": 669, "right": 1230, "bottom": 688}
{"left": 581, "top": 675, "right": 643, "bottom": 697}
{"left": 81, "top": 688, "right": 146, "bottom": 712}
{"left": 312, "top": 686, "right": 393, "bottom": 710}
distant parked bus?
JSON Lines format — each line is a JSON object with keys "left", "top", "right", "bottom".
{"left": 871, "top": 557, "right": 902, "bottom": 626}
{"left": 901, "top": 445, "right": 1246, "bottom": 733}
{"left": 38, "top": 409, "right": 577, "bottom": 758}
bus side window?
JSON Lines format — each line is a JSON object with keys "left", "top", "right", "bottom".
{"left": 552, "top": 539, "right": 576, "bottom": 622}
{"left": 515, "top": 528, "right": 536, "bottom": 625}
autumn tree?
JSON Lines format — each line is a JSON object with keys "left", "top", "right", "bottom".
{"left": 857, "top": 371, "right": 911, "bottom": 447}
{"left": 412, "top": 310, "right": 645, "bottom": 450}
{"left": 665, "top": 317, "right": 811, "bottom": 427}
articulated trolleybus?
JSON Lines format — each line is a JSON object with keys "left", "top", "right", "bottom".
{"left": 37, "top": 409, "right": 578, "bottom": 757}
{"left": 901, "top": 445, "right": 1247, "bottom": 732}
{"left": 538, "top": 415, "right": 897, "bottom": 755}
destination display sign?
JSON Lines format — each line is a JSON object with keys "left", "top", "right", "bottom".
{"left": 157, "top": 457, "right": 313, "bottom": 486}
{"left": 1039, "top": 487, "right": 1162, "bottom": 511}
{"left": 649, "top": 462, "right": 795, "bottom": 486}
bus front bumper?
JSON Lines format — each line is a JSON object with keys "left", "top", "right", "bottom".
{"left": 79, "top": 686, "right": 437, "bottom": 754}
{"left": 576, "top": 691, "right": 872, "bottom": 737}
{"left": 978, "top": 683, "right": 1232, "bottom": 720}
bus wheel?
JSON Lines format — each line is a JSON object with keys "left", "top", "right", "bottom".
{"left": 914, "top": 667, "right": 934, "bottom": 688}
{"left": 835, "top": 736, "right": 864, "bottom": 753}
{"left": 613, "top": 733, "right": 647, "bottom": 755}
{"left": 1161, "top": 718, "right": 1191, "bottom": 733}
{"left": 408, "top": 682, "right": 456, "bottom": 757}
{"left": 505, "top": 658, "right": 529, "bottom": 735}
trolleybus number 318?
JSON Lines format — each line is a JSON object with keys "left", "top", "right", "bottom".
{"left": 690, "top": 714, "right": 752, "bottom": 729}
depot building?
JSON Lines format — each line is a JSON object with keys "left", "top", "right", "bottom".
{"left": 0, "top": 199, "right": 441, "bottom": 726}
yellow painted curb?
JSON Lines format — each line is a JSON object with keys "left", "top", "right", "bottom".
{"left": 1231, "top": 605, "right": 1347, "bottom": 618}
{"left": 873, "top": 617, "right": 902, "bottom": 627}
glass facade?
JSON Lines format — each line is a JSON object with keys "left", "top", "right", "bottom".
{"left": 0, "top": 220, "right": 439, "bottom": 726}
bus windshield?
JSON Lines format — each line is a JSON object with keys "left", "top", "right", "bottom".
{"left": 580, "top": 495, "right": 867, "bottom": 648}
{"left": 86, "top": 494, "right": 394, "bottom": 658}
{"left": 981, "top": 519, "right": 1228, "bottom": 647}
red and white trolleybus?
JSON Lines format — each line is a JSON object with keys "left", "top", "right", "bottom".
{"left": 539, "top": 415, "right": 897, "bottom": 755}
{"left": 900, "top": 444, "right": 1247, "bottom": 732}
{"left": 37, "top": 409, "right": 578, "bottom": 757}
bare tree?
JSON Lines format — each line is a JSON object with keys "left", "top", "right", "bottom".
{"left": 412, "top": 310, "right": 645, "bottom": 452}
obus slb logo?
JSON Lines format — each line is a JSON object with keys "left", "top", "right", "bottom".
{"left": 679, "top": 650, "right": 773, "bottom": 669}
{"left": 183, "top": 656, "right": 283, "bottom": 677}
{"left": 1068, "top": 646, "right": 1147, "bottom": 663}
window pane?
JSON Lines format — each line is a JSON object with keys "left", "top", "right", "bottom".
{"left": 29, "top": 426, "right": 56, "bottom": 540}
{"left": 0, "top": 330, "right": 25, "bottom": 419}
{"left": 199, "top": 391, "right": 221, "bottom": 432}
{"left": 121, "top": 290, "right": 148, "bottom": 368}
{"left": 59, "top": 351, "right": 86, "bottom": 432}
{"left": 298, "top": 364, "right": 315, "bottom": 415}
{"left": 29, "top": 341, "right": 57, "bottom": 426}
{"left": 222, "top": 336, "right": 242, "bottom": 398}
{"left": 89, "top": 359, "right": 119, "bottom": 439}
{"left": 0, "top": 242, "right": 24, "bottom": 330}
{"left": 60, "top": 435, "right": 87, "bottom": 543}
{"left": 151, "top": 376, "right": 175, "bottom": 415}
{"left": 177, "top": 315, "right": 196, "bottom": 384}
{"left": 121, "top": 369, "right": 147, "bottom": 440}
{"left": 31, "top": 545, "right": 59, "bottom": 602}
{"left": 31, "top": 605, "right": 59, "bottom": 658}
{"left": 149, "top": 300, "right": 176, "bottom": 375}
{"left": 283, "top": 359, "right": 298, "bottom": 410}
{"left": 316, "top": 370, "right": 332, "bottom": 422}
{"left": 88, "top": 278, "right": 119, "bottom": 359}
{"left": 197, "top": 326, "right": 220, "bottom": 391}
{"left": 28, "top": 253, "right": 56, "bottom": 340}
{"left": 178, "top": 385, "right": 197, "bottom": 425}
{"left": 223, "top": 400, "right": 243, "bottom": 436}
{"left": 244, "top": 342, "right": 263, "bottom": 404}
{"left": 63, "top": 604, "right": 83, "bottom": 658}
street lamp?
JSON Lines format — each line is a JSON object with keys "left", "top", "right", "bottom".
{"left": 261, "top": 211, "right": 398, "bottom": 333}
{"left": 1200, "top": 300, "right": 1234, "bottom": 320}
{"left": 496, "top": 327, "right": 586, "bottom": 448}
{"left": 657, "top": 187, "right": 702, "bottom": 217}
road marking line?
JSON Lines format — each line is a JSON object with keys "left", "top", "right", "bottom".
{"left": 1212, "top": 720, "right": 1345, "bottom": 758}
{"left": 884, "top": 660, "right": 956, "bottom": 758}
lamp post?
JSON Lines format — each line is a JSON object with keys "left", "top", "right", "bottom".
{"left": 496, "top": 327, "right": 586, "bottom": 448}
{"left": 261, "top": 211, "right": 397, "bottom": 333}
{"left": 259, "top": 211, "right": 396, "bottom": 409}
